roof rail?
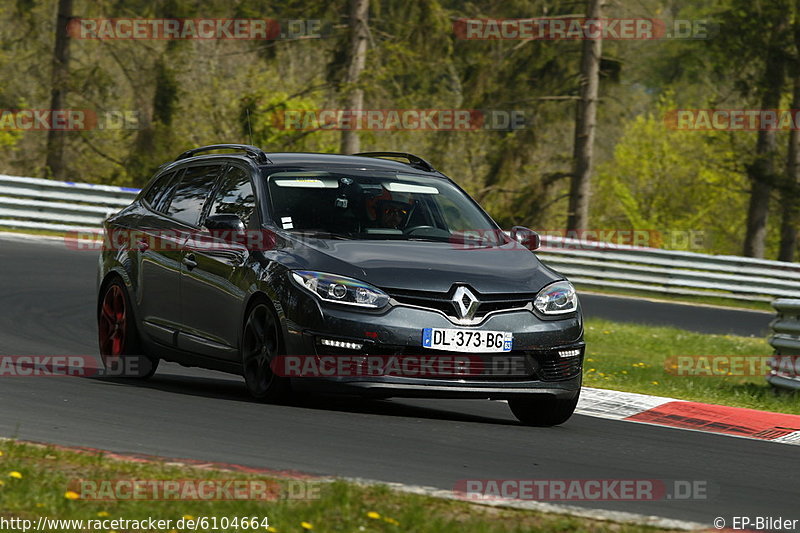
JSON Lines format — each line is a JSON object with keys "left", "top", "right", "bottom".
{"left": 175, "top": 144, "right": 271, "bottom": 164}
{"left": 354, "top": 152, "right": 435, "bottom": 172}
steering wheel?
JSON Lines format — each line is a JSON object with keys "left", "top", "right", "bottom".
{"left": 404, "top": 225, "right": 438, "bottom": 235}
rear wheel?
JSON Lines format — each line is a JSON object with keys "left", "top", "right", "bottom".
{"left": 98, "top": 278, "right": 158, "bottom": 379}
{"left": 241, "top": 300, "right": 289, "bottom": 402}
{"left": 508, "top": 391, "right": 580, "bottom": 426}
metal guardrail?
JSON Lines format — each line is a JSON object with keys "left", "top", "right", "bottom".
{"left": 537, "top": 236, "right": 800, "bottom": 302}
{"left": 1, "top": 174, "right": 799, "bottom": 302}
{"left": 767, "top": 299, "right": 800, "bottom": 390}
{"left": 0, "top": 174, "right": 139, "bottom": 232}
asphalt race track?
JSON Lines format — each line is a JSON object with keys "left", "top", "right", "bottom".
{"left": 0, "top": 235, "right": 794, "bottom": 526}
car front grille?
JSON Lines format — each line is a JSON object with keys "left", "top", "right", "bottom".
{"left": 386, "top": 288, "right": 535, "bottom": 322}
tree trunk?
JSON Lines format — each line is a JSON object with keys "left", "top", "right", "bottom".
{"left": 340, "top": 0, "right": 369, "bottom": 154}
{"left": 779, "top": 77, "right": 800, "bottom": 262}
{"left": 779, "top": 8, "right": 800, "bottom": 262}
{"left": 567, "top": 0, "right": 602, "bottom": 231}
{"left": 743, "top": 26, "right": 787, "bottom": 258}
{"left": 45, "top": 0, "right": 73, "bottom": 180}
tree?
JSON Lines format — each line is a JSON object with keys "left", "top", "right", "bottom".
{"left": 592, "top": 96, "right": 748, "bottom": 254}
{"left": 742, "top": 26, "right": 788, "bottom": 258}
{"left": 567, "top": 0, "right": 603, "bottom": 231}
{"left": 45, "top": 0, "right": 73, "bottom": 180}
{"left": 779, "top": 0, "right": 800, "bottom": 262}
{"left": 340, "top": 0, "right": 369, "bottom": 154}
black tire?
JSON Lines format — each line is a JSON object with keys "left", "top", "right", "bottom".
{"left": 98, "top": 277, "right": 159, "bottom": 379}
{"left": 508, "top": 391, "right": 580, "bottom": 426}
{"left": 241, "top": 299, "right": 290, "bottom": 402}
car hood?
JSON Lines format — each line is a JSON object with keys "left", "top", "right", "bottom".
{"left": 276, "top": 237, "right": 562, "bottom": 294}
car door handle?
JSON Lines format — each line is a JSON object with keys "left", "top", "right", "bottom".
{"left": 183, "top": 253, "right": 197, "bottom": 270}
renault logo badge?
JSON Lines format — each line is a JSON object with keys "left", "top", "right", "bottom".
{"left": 452, "top": 286, "right": 479, "bottom": 320}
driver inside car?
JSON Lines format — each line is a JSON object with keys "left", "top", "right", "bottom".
{"left": 379, "top": 201, "right": 410, "bottom": 229}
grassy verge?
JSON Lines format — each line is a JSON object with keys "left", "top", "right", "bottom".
{"left": 0, "top": 441, "right": 679, "bottom": 533}
{"left": 577, "top": 286, "right": 774, "bottom": 313}
{"left": 584, "top": 318, "right": 798, "bottom": 414}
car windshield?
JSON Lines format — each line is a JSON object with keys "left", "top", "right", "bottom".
{"left": 265, "top": 171, "right": 505, "bottom": 245}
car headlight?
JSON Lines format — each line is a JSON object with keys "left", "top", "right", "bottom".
{"left": 291, "top": 270, "right": 389, "bottom": 309}
{"left": 534, "top": 281, "right": 577, "bottom": 315}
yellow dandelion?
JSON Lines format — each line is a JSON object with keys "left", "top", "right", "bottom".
{"left": 109, "top": 530, "right": 118, "bottom": 533}
{"left": 300, "top": 522, "right": 313, "bottom": 530}
{"left": 267, "top": 527, "right": 278, "bottom": 533}
{"left": 182, "top": 515, "right": 195, "bottom": 520}
{"left": 97, "top": 511, "right": 110, "bottom": 517}
{"left": 586, "top": 358, "right": 595, "bottom": 362}
{"left": 651, "top": 381, "right": 659, "bottom": 385}
{"left": 383, "top": 517, "right": 400, "bottom": 525}
{"left": 0, "top": 480, "right": 5, "bottom": 486}
{"left": 35, "top": 503, "right": 43, "bottom": 507}
{"left": 602, "top": 330, "right": 611, "bottom": 334}
{"left": 64, "top": 491, "right": 79, "bottom": 500}
{"left": 622, "top": 370, "right": 627, "bottom": 374}
{"left": 8, "top": 471, "right": 22, "bottom": 479}
{"left": 0, "top": 451, "right": 4, "bottom": 456}
{"left": 588, "top": 368, "right": 596, "bottom": 372}
{"left": 367, "top": 511, "right": 381, "bottom": 519}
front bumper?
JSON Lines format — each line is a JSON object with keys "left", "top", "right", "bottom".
{"left": 280, "top": 288, "right": 584, "bottom": 399}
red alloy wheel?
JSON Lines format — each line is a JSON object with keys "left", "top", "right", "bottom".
{"left": 99, "top": 284, "right": 126, "bottom": 356}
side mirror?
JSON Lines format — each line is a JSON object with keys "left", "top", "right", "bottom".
{"left": 510, "top": 226, "right": 540, "bottom": 251}
{"left": 205, "top": 213, "right": 246, "bottom": 233}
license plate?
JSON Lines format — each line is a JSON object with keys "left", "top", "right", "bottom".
{"left": 421, "top": 328, "right": 513, "bottom": 353}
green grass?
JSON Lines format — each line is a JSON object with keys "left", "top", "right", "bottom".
{"left": 584, "top": 318, "right": 799, "bottom": 414}
{"left": 0, "top": 441, "right": 679, "bottom": 533}
{"left": 577, "top": 286, "right": 774, "bottom": 312}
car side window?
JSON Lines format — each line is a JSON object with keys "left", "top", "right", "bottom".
{"left": 143, "top": 171, "right": 176, "bottom": 212}
{"left": 164, "top": 165, "right": 222, "bottom": 226}
{"left": 207, "top": 166, "right": 256, "bottom": 226}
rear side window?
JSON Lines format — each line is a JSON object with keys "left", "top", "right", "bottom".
{"left": 165, "top": 165, "right": 223, "bottom": 226}
{"left": 143, "top": 171, "right": 177, "bottom": 212}
{"left": 207, "top": 166, "right": 256, "bottom": 226}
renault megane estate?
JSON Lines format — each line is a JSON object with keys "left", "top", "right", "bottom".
{"left": 97, "top": 144, "right": 584, "bottom": 426}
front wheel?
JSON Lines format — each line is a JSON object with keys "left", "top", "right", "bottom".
{"left": 98, "top": 278, "right": 159, "bottom": 379}
{"left": 508, "top": 391, "right": 580, "bottom": 426}
{"left": 241, "top": 300, "right": 290, "bottom": 402}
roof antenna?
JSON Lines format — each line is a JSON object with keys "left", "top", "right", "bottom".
{"left": 246, "top": 107, "right": 254, "bottom": 145}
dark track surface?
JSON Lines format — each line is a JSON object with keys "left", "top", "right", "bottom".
{"left": 578, "top": 292, "right": 772, "bottom": 337}
{"left": 0, "top": 235, "right": 794, "bottom": 527}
